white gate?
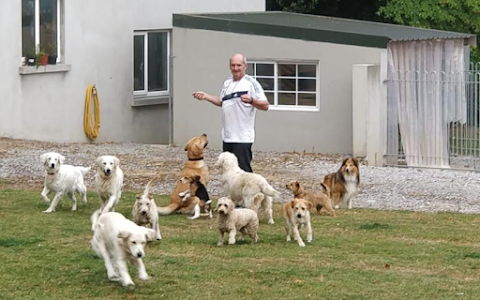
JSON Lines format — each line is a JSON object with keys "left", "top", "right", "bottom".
{"left": 386, "top": 63, "right": 480, "bottom": 169}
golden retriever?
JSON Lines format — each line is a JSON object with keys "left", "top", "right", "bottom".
{"left": 215, "top": 151, "right": 279, "bottom": 224}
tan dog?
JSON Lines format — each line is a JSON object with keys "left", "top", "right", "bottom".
{"left": 157, "top": 134, "right": 209, "bottom": 215}
{"left": 323, "top": 158, "right": 360, "bottom": 209}
{"left": 216, "top": 197, "right": 259, "bottom": 246}
{"left": 132, "top": 178, "right": 162, "bottom": 241}
{"left": 283, "top": 198, "right": 313, "bottom": 247}
{"left": 285, "top": 181, "right": 335, "bottom": 216}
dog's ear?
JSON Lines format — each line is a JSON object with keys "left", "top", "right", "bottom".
{"left": 320, "top": 183, "right": 330, "bottom": 195}
{"left": 96, "top": 156, "right": 104, "bottom": 167}
{"left": 117, "top": 231, "right": 131, "bottom": 239}
{"left": 144, "top": 228, "right": 156, "bottom": 242}
{"left": 40, "top": 153, "right": 48, "bottom": 164}
{"left": 113, "top": 156, "right": 120, "bottom": 168}
{"left": 290, "top": 200, "right": 296, "bottom": 209}
{"left": 295, "top": 181, "right": 300, "bottom": 188}
{"left": 341, "top": 157, "right": 349, "bottom": 166}
{"left": 193, "top": 175, "right": 201, "bottom": 182}
{"left": 58, "top": 154, "right": 66, "bottom": 164}
{"left": 352, "top": 157, "right": 359, "bottom": 167}
{"left": 306, "top": 201, "right": 313, "bottom": 210}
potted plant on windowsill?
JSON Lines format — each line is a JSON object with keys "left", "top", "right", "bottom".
{"left": 47, "top": 42, "right": 57, "bottom": 65}
{"left": 35, "top": 46, "right": 48, "bottom": 68}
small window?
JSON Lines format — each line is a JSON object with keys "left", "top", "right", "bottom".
{"left": 134, "top": 31, "right": 170, "bottom": 98}
{"left": 22, "top": 0, "right": 62, "bottom": 62}
{"left": 247, "top": 61, "right": 319, "bottom": 109}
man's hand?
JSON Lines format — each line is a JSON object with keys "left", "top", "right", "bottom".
{"left": 193, "top": 91, "right": 207, "bottom": 100}
{"left": 240, "top": 94, "right": 253, "bottom": 104}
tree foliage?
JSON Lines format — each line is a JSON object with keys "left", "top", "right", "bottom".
{"left": 377, "top": 0, "right": 480, "bottom": 63}
{"left": 267, "top": 0, "right": 386, "bottom": 22}
{"left": 267, "top": 0, "right": 479, "bottom": 63}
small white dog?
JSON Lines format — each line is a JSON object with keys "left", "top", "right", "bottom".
{"left": 95, "top": 155, "right": 124, "bottom": 215}
{"left": 90, "top": 211, "right": 155, "bottom": 289}
{"left": 216, "top": 197, "right": 259, "bottom": 246}
{"left": 40, "top": 152, "right": 90, "bottom": 213}
{"left": 215, "top": 152, "right": 280, "bottom": 224}
{"left": 283, "top": 198, "right": 313, "bottom": 247}
{"left": 132, "top": 179, "right": 162, "bottom": 241}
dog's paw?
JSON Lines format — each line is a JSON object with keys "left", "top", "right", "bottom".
{"left": 298, "top": 241, "right": 306, "bottom": 247}
{"left": 268, "top": 219, "right": 275, "bottom": 225}
{"left": 307, "top": 239, "right": 312, "bottom": 243}
{"left": 108, "top": 274, "right": 120, "bottom": 282}
{"left": 139, "top": 274, "right": 150, "bottom": 281}
{"left": 286, "top": 236, "right": 291, "bottom": 242}
{"left": 71, "top": 206, "right": 77, "bottom": 211}
{"left": 334, "top": 205, "right": 340, "bottom": 209}
{"left": 42, "top": 209, "right": 53, "bottom": 213}
{"left": 123, "top": 282, "right": 135, "bottom": 290}
{"left": 179, "top": 192, "right": 186, "bottom": 197}
{"left": 217, "top": 242, "right": 224, "bottom": 247}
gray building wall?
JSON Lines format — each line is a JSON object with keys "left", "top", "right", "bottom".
{"left": 0, "top": 0, "right": 265, "bottom": 143}
{"left": 172, "top": 28, "right": 384, "bottom": 154}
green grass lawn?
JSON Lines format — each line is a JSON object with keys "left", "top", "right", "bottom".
{"left": 1, "top": 189, "right": 480, "bottom": 300}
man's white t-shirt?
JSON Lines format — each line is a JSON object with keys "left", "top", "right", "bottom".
{"left": 219, "top": 75, "right": 267, "bottom": 143}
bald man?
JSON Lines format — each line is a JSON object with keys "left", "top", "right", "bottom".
{"left": 193, "top": 54, "right": 269, "bottom": 172}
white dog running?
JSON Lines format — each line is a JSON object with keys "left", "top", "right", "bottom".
{"left": 95, "top": 155, "right": 124, "bottom": 215}
{"left": 215, "top": 152, "right": 279, "bottom": 224}
{"left": 40, "top": 152, "right": 90, "bottom": 213}
{"left": 132, "top": 179, "right": 162, "bottom": 241}
{"left": 90, "top": 211, "right": 155, "bottom": 289}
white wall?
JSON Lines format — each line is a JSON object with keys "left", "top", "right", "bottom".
{"left": 0, "top": 0, "right": 265, "bottom": 143}
{"left": 172, "top": 28, "right": 383, "bottom": 154}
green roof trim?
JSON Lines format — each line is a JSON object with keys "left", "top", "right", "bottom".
{"left": 173, "top": 12, "right": 476, "bottom": 49}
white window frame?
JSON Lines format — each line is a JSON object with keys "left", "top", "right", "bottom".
{"left": 248, "top": 60, "right": 320, "bottom": 112}
{"left": 133, "top": 30, "right": 170, "bottom": 99}
{"left": 29, "top": 0, "right": 62, "bottom": 62}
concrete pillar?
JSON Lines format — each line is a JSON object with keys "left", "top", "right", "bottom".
{"left": 352, "top": 64, "right": 386, "bottom": 167}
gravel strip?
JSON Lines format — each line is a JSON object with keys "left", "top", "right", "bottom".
{"left": 1, "top": 138, "right": 479, "bottom": 214}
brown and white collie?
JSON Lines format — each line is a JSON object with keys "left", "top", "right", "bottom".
{"left": 322, "top": 158, "right": 360, "bottom": 209}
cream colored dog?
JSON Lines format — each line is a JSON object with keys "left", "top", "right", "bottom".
{"left": 216, "top": 197, "right": 259, "bottom": 246}
{"left": 215, "top": 152, "right": 279, "bottom": 224}
{"left": 132, "top": 179, "right": 162, "bottom": 241}
{"left": 95, "top": 155, "right": 124, "bottom": 215}
{"left": 40, "top": 152, "right": 90, "bottom": 213}
{"left": 90, "top": 211, "right": 155, "bottom": 289}
{"left": 283, "top": 198, "right": 313, "bottom": 247}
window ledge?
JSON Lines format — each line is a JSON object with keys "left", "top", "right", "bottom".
{"left": 269, "top": 106, "right": 320, "bottom": 112}
{"left": 19, "top": 64, "right": 72, "bottom": 75}
{"left": 132, "top": 95, "right": 169, "bottom": 107}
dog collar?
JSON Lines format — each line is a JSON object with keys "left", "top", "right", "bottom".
{"left": 188, "top": 157, "right": 204, "bottom": 161}
{"left": 47, "top": 172, "right": 56, "bottom": 175}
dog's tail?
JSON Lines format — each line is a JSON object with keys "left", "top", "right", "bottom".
{"left": 259, "top": 180, "right": 281, "bottom": 199}
{"left": 143, "top": 177, "right": 158, "bottom": 195}
{"left": 78, "top": 166, "right": 91, "bottom": 177}
{"left": 157, "top": 203, "right": 180, "bottom": 215}
{"left": 90, "top": 209, "right": 102, "bottom": 231}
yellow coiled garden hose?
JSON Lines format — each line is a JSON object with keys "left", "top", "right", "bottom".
{"left": 84, "top": 85, "right": 100, "bottom": 141}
